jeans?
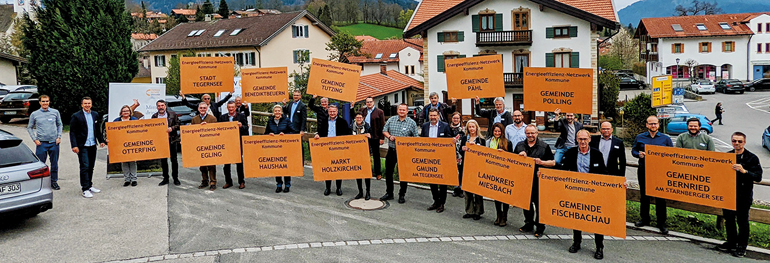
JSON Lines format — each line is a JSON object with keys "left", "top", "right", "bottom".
{"left": 160, "top": 141, "right": 178, "bottom": 181}
{"left": 77, "top": 145, "right": 97, "bottom": 191}
{"left": 554, "top": 146, "right": 573, "bottom": 165}
{"left": 276, "top": 177, "right": 291, "bottom": 187}
{"left": 723, "top": 197, "right": 753, "bottom": 247}
{"left": 35, "top": 142, "right": 60, "bottom": 182}
{"left": 384, "top": 147, "right": 408, "bottom": 196}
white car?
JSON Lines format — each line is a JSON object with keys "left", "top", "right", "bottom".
{"left": 656, "top": 104, "right": 689, "bottom": 119}
{"left": 690, "top": 80, "right": 715, "bottom": 94}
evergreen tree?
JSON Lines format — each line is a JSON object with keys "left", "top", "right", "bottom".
{"left": 218, "top": 0, "right": 230, "bottom": 19}
{"left": 255, "top": 0, "right": 264, "bottom": 9}
{"left": 319, "top": 5, "right": 332, "bottom": 27}
{"left": 22, "top": 0, "right": 137, "bottom": 120}
{"left": 195, "top": 6, "right": 205, "bottom": 21}
{"left": 202, "top": 0, "right": 216, "bottom": 14}
{"left": 165, "top": 51, "right": 196, "bottom": 96}
{"left": 141, "top": 1, "right": 147, "bottom": 18}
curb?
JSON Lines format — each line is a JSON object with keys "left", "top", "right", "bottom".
{"left": 625, "top": 222, "right": 770, "bottom": 255}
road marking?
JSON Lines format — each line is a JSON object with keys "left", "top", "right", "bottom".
{"left": 746, "top": 97, "right": 770, "bottom": 113}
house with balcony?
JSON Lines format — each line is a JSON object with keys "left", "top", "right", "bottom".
{"left": 139, "top": 11, "right": 334, "bottom": 85}
{"left": 346, "top": 38, "right": 424, "bottom": 81}
{"left": 404, "top": 0, "right": 618, "bottom": 122}
{"left": 634, "top": 12, "right": 770, "bottom": 83}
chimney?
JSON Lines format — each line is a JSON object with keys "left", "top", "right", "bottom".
{"left": 205, "top": 14, "right": 212, "bottom": 21}
{"left": 380, "top": 64, "right": 387, "bottom": 75}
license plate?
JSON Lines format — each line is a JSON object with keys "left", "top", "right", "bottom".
{"left": 4, "top": 111, "right": 16, "bottom": 115}
{"left": 0, "top": 183, "right": 21, "bottom": 195}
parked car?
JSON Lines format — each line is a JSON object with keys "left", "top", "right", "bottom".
{"left": 762, "top": 125, "right": 770, "bottom": 152}
{"left": 0, "top": 129, "right": 53, "bottom": 218}
{"left": 690, "top": 80, "right": 715, "bottom": 94}
{"left": 407, "top": 105, "right": 422, "bottom": 123}
{"left": 665, "top": 114, "right": 713, "bottom": 134}
{"left": 715, "top": 79, "right": 745, "bottom": 94}
{"left": 2, "top": 85, "right": 37, "bottom": 92}
{"left": 0, "top": 87, "right": 10, "bottom": 101}
{"left": 0, "top": 89, "right": 40, "bottom": 123}
{"left": 747, "top": 78, "right": 770, "bottom": 92}
{"left": 656, "top": 103, "right": 689, "bottom": 118}
{"left": 619, "top": 76, "right": 645, "bottom": 89}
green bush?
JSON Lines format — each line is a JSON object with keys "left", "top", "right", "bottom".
{"left": 598, "top": 55, "right": 623, "bottom": 71}
{"left": 599, "top": 72, "right": 620, "bottom": 121}
{"left": 621, "top": 93, "right": 656, "bottom": 143}
{"left": 632, "top": 62, "right": 647, "bottom": 77}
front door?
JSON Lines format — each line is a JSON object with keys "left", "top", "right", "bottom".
{"left": 756, "top": 65, "right": 765, "bottom": 80}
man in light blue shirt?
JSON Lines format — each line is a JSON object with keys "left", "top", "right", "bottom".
{"left": 27, "top": 95, "right": 63, "bottom": 190}
{"left": 69, "top": 97, "right": 106, "bottom": 198}
{"left": 505, "top": 110, "right": 527, "bottom": 147}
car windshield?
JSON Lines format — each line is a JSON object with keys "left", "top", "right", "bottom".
{"left": 698, "top": 81, "right": 712, "bottom": 85}
{"left": 0, "top": 144, "right": 38, "bottom": 168}
{"left": 0, "top": 90, "right": 8, "bottom": 95}
{"left": 3, "top": 92, "right": 33, "bottom": 101}
{"left": 169, "top": 105, "right": 192, "bottom": 115}
{"left": 727, "top": 80, "right": 742, "bottom": 84}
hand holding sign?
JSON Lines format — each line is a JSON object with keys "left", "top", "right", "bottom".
{"left": 306, "top": 58, "right": 361, "bottom": 102}
{"left": 180, "top": 57, "right": 235, "bottom": 94}
{"left": 445, "top": 55, "right": 505, "bottom": 99}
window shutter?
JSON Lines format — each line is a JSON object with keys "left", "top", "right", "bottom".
{"left": 437, "top": 55, "right": 445, "bottom": 72}
{"left": 671, "top": 44, "right": 675, "bottom": 53}
{"left": 458, "top": 31, "right": 464, "bottom": 42}
{"left": 459, "top": 54, "right": 466, "bottom": 58}
{"left": 494, "top": 14, "right": 503, "bottom": 31}
{"left": 293, "top": 50, "right": 298, "bottom": 63}
{"left": 708, "top": 43, "right": 712, "bottom": 53}
{"left": 437, "top": 32, "right": 445, "bottom": 42}
{"left": 546, "top": 27, "right": 554, "bottom": 38}
{"left": 570, "top": 52, "right": 579, "bottom": 68}
{"left": 304, "top": 25, "right": 309, "bottom": 38}
{"left": 569, "top": 26, "right": 578, "bottom": 37}
{"left": 292, "top": 26, "right": 297, "bottom": 38}
{"left": 722, "top": 42, "right": 726, "bottom": 52}
{"left": 681, "top": 44, "right": 684, "bottom": 53}
{"left": 472, "top": 15, "right": 479, "bottom": 32}
{"left": 545, "top": 53, "right": 554, "bottom": 67}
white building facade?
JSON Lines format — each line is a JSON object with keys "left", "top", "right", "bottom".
{"left": 749, "top": 14, "right": 770, "bottom": 80}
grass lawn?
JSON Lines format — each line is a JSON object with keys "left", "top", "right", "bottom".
{"left": 337, "top": 23, "right": 404, "bottom": 40}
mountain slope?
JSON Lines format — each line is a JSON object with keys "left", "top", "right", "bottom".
{"left": 619, "top": 0, "right": 770, "bottom": 26}
{"left": 140, "top": 0, "right": 418, "bottom": 14}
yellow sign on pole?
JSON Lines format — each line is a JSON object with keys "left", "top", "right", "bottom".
{"left": 651, "top": 75, "right": 672, "bottom": 107}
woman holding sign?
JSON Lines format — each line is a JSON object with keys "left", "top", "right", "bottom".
{"left": 265, "top": 104, "right": 293, "bottom": 193}
{"left": 487, "top": 123, "right": 514, "bottom": 227}
{"left": 350, "top": 112, "right": 372, "bottom": 200}
{"left": 459, "top": 120, "right": 485, "bottom": 220}
{"left": 111, "top": 105, "right": 139, "bottom": 187}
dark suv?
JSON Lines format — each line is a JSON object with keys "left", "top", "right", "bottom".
{"left": 715, "top": 79, "right": 745, "bottom": 94}
{"left": 0, "top": 89, "right": 40, "bottom": 123}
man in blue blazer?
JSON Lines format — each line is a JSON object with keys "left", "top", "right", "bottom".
{"left": 420, "top": 108, "right": 455, "bottom": 213}
{"left": 69, "top": 97, "right": 106, "bottom": 198}
{"left": 283, "top": 90, "right": 307, "bottom": 134}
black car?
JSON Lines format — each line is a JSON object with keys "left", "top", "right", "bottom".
{"left": 165, "top": 95, "right": 200, "bottom": 126}
{"left": 747, "top": 78, "right": 770, "bottom": 92}
{"left": 715, "top": 79, "right": 745, "bottom": 94}
{"left": 619, "top": 77, "right": 644, "bottom": 89}
{"left": 0, "top": 89, "right": 40, "bottom": 123}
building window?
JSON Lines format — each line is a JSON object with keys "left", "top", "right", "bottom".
{"left": 699, "top": 42, "right": 711, "bottom": 53}
{"left": 759, "top": 24, "right": 763, "bottom": 33}
{"left": 766, "top": 43, "right": 770, "bottom": 53}
{"left": 723, "top": 41, "right": 734, "bottom": 52}
{"left": 394, "top": 93, "right": 399, "bottom": 103}
{"left": 410, "top": 65, "right": 415, "bottom": 75}
{"left": 672, "top": 43, "right": 683, "bottom": 53}
{"left": 292, "top": 25, "right": 309, "bottom": 38}
{"left": 444, "top": 32, "right": 458, "bottom": 42}
{"left": 154, "top": 55, "right": 166, "bottom": 67}
{"left": 696, "top": 24, "right": 707, "bottom": 31}
{"left": 512, "top": 10, "right": 529, "bottom": 30}
{"left": 767, "top": 23, "right": 770, "bottom": 32}
{"left": 554, "top": 52, "right": 570, "bottom": 68}
{"left": 404, "top": 65, "right": 409, "bottom": 74}
{"left": 235, "top": 53, "right": 244, "bottom": 66}
{"left": 760, "top": 43, "right": 764, "bottom": 53}
{"left": 479, "top": 14, "right": 495, "bottom": 32}
{"left": 245, "top": 52, "right": 256, "bottom": 66}
{"left": 554, "top": 27, "right": 570, "bottom": 38}
{"left": 650, "top": 43, "right": 658, "bottom": 52}
{"left": 293, "top": 50, "right": 309, "bottom": 64}
{"left": 155, "top": 77, "right": 165, "bottom": 84}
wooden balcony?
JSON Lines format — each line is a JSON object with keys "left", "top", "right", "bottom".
{"left": 476, "top": 30, "right": 532, "bottom": 46}
{"left": 504, "top": 73, "right": 523, "bottom": 87}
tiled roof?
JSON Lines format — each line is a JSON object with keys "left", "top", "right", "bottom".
{"left": 139, "top": 11, "right": 334, "bottom": 52}
{"left": 638, "top": 13, "right": 758, "bottom": 38}
{"left": 347, "top": 39, "right": 423, "bottom": 63}
{"left": 130, "top": 11, "right": 168, "bottom": 19}
{"left": 356, "top": 70, "right": 424, "bottom": 102}
{"left": 556, "top": 0, "right": 617, "bottom": 22}
{"left": 406, "top": 0, "right": 464, "bottom": 32}
{"left": 740, "top": 12, "right": 770, "bottom": 22}
{"left": 171, "top": 9, "right": 196, "bottom": 16}
{"left": 0, "top": 4, "right": 14, "bottom": 32}
{"left": 0, "top": 52, "right": 26, "bottom": 63}
{"left": 355, "top": 35, "right": 378, "bottom": 42}
{"left": 131, "top": 33, "right": 158, "bottom": 40}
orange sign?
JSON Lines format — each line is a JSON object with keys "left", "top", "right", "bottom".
{"left": 395, "top": 137, "right": 459, "bottom": 185}
{"left": 644, "top": 145, "right": 736, "bottom": 210}
{"left": 539, "top": 168, "right": 627, "bottom": 238}
{"left": 308, "top": 135, "right": 372, "bottom": 181}
{"left": 523, "top": 67, "right": 593, "bottom": 114}
{"left": 306, "top": 58, "right": 361, "bottom": 102}
{"left": 461, "top": 144, "right": 535, "bottom": 209}
{"left": 180, "top": 57, "right": 235, "bottom": 94}
{"left": 180, "top": 122, "right": 241, "bottom": 167}
{"left": 242, "top": 134, "right": 304, "bottom": 178}
{"left": 241, "top": 67, "right": 289, "bottom": 103}
{"left": 445, "top": 55, "right": 505, "bottom": 99}
{"left": 105, "top": 118, "right": 170, "bottom": 163}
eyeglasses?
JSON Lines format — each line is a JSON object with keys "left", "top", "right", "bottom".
{"left": 732, "top": 140, "right": 744, "bottom": 143}
{"left": 647, "top": 123, "right": 659, "bottom": 126}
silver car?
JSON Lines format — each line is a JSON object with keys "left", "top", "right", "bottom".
{"left": 0, "top": 129, "right": 53, "bottom": 217}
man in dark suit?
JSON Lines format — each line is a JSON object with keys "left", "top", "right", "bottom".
{"left": 553, "top": 108, "right": 583, "bottom": 165}
{"left": 560, "top": 129, "right": 610, "bottom": 260}
{"left": 314, "top": 104, "right": 352, "bottom": 196}
{"left": 180, "top": 92, "right": 232, "bottom": 118}
{"left": 69, "top": 97, "right": 106, "bottom": 198}
{"left": 589, "top": 121, "right": 626, "bottom": 177}
{"left": 283, "top": 90, "right": 307, "bottom": 134}
{"left": 152, "top": 100, "right": 181, "bottom": 186}
{"left": 474, "top": 96, "right": 513, "bottom": 138}
{"left": 418, "top": 92, "right": 456, "bottom": 125}
{"left": 219, "top": 101, "right": 249, "bottom": 189}
{"left": 359, "top": 96, "right": 385, "bottom": 179}
{"left": 421, "top": 108, "right": 455, "bottom": 213}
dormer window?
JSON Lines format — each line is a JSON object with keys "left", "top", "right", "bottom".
{"left": 672, "top": 24, "right": 683, "bottom": 32}
{"left": 696, "top": 24, "right": 707, "bottom": 31}
{"left": 719, "top": 23, "right": 731, "bottom": 30}
{"left": 375, "top": 53, "right": 383, "bottom": 59}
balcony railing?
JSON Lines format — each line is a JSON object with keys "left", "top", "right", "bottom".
{"left": 476, "top": 30, "right": 532, "bottom": 46}
{"left": 504, "top": 73, "right": 523, "bottom": 87}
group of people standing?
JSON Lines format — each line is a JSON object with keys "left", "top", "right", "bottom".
{"left": 23, "top": 91, "right": 760, "bottom": 259}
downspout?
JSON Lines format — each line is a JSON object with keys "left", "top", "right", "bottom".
{"left": 747, "top": 34, "right": 753, "bottom": 81}
{"left": 254, "top": 46, "right": 261, "bottom": 68}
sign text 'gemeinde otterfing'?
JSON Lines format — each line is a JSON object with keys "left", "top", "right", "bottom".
{"left": 105, "top": 118, "right": 170, "bottom": 163}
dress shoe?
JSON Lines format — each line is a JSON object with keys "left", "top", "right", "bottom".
{"left": 473, "top": 215, "right": 482, "bottom": 220}
{"left": 436, "top": 205, "right": 444, "bottom": 213}
{"left": 659, "top": 227, "right": 669, "bottom": 235}
{"left": 51, "top": 182, "right": 60, "bottom": 190}
{"left": 173, "top": 180, "right": 181, "bottom": 186}
{"left": 324, "top": 188, "right": 331, "bottom": 196}
{"left": 398, "top": 195, "right": 405, "bottom": 204}
{"left": 594, "top": 247, "right": 604, "bottom": 260}
{"left": 131, "top": 181, "right": 137, "bottom": 187}
{"left": 427, "top": 204, "right": 439, "bottom": 211}
{"left": 716, "top": 242, "right": 735, "bottom": 252}
{"left": 494, "top": 217, "right": 500, "bottom": 226}
{"left": 336, "top": 188, "right": 343, "bottom": 196}
{"left": 276, "top": 186, "right": 283, "bottom": 193}
{"left": 209, "top": 185, "right": 216, "bottom": 191}
{"left": 380, "top": 194, "right": 394, "bottom": 200}
{"left": 519, "top": 223, "right": 534, "bottom": 232}
{"left": 376, "top": 175, "right": 382, "bottom": 180}
{"left": 198, "top": 182, "right": 208, "bottom": 189}
{"left": 283, "top": 186, "right": 290, "bottom": 193}
{"left": 123, "top": 182, "right": 130, "bottom": 187}
{"left": 365, "top": 192, "right": 370, "bottom": 200}
{"left": 223, "top": 183, "right": 233, "bottom": 189}
{"left": 239, "top": 183, "right": 245, "bottom": 189}
{"left": 534, "top": 228, "right": 545, "bottom": 238}
{"left": 568, "top": 243, "right": 581, "bottom": 253}
{"left": 354, "top": 192, "right": 364, "bottom": 199}
{"left": 498, "top": 219, "right": 507, "bottom": 227}
{"left": 634, "top": 221, "right": 648, "bottom": 227}
{"left": 463, "top": 214, "right": 474, "bottom": 219}
{"left": 451, "top": 191, "right": 459, "bottom": 197}
{"left": 159, "top": 180, "right": 169, "bottom": 186}
{"left": 457, "top": 192, "right": 464, "bottom": 198}
{"left": 732, "top": 246, "right": 746, "bottom": 258}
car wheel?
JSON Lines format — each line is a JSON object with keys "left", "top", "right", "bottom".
{"left": 701, "top": 128, "right": 710, "bottom": 134}
{"left": 740, "top": 91, "right": 745, "bottom": 94}
{"left": 750, "top": 87, "right": 756, "bottom": 92}
{"left": 0, "top": 117, "right": 12, "bottom": 123}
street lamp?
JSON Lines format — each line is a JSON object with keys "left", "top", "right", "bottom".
{"left": 675, "top": 58, "right": 680, "bottom": 88}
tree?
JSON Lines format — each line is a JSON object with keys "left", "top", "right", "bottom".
{"left": 608, "top": 28, "right": 639, "bottom": 69}
{"left": 178, "top": 14, "right": 189, "bottom": 23}
{"left": 674, "top": 0, "right": 722, "bottom": 16}
{"left": 165, "top": 15, "right": 179, "bottom": 30}
{"left": 22, "top": 0, "right": 137, "bottom": 120}
{"left": 165, "top": 51, "right": 196, "bottom": 96}
{"left": 620, "top": 93, "right": 656, "bottom": 143}
{"left": 195, "top": 6, "right": 205, "bottom": 21}
{"left": 289, "top": 51, "right": 310, "bottom": 93}
{"left": 398, "top": 9, "right": 414, "bottom": 29}
{"left": 141, "top": 1, "right": 147, "bottom": 19}
{"left": 267, "top": 0, "right": 282, "bottom": 10}
{"left": 202, "top": 0, "right": 216, "bottom": 14}
{"left": 218, "top": 0, "right": 230, "bottom": 19}
{"left": 149, "top": 19, "right": 163, "bottom": 34}
{"left": 598, "top": 72, "right": 620, "bottom": 121}
{"left": 598, "top": 55, "right": 623, "bottom": 71}
{"left": 319, "top": 5, "right": 333, "bottom": 27}
{"left": 256, "top": 0, "right": 264, "bottom": 9}
{"left": 325, "top": 31, "right": 363, "bottom": 63}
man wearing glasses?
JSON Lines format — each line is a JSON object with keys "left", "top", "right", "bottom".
{"left": 631, "top": 116, "right": 673, "bottom": 234}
